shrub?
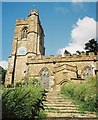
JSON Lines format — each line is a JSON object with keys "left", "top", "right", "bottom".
{"left": 2, "top": 78, "right": 46, "bottom": 119}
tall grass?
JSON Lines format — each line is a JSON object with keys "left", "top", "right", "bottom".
{"left": 61, "top": 76, "right": 97, "bottom": 112}
{"left": 2, "top": 78, "right": 47, "bottom": 119}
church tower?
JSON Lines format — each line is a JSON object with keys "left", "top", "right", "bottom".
{"left": 5, "top": 10, "right": 45, "bottom": 85}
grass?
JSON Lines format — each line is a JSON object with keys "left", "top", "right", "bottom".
{"left": 60, "top": 76, "right": 97, "bottom": 113}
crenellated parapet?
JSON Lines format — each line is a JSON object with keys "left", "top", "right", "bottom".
{"left": 15, "top": 10, "right": 40, "bottom": 26}
{"left": 16, "top": 18, "right": 28, "bottom": 25}
{"left": 27, "top": 52, "right": 98, "bottom": 64}
{"left": 28, "top": 53, "right": 98, "bottom": 64}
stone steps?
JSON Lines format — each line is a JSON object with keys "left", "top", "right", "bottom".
{"left": 44, "top": 104, "right": 78, "bottom": 107}
{"left": 44, "top": 90, "right": 96, "bottom": 118}
{"left": 46, "top": 97, "right": 67, "bottom": 100}
{"left": 46, "top": 99, "right": 71, "bottom": 102}
{"left": 46, "top": 112, "right": 96, "bottom": 118}
{"left": 44, "top": 106, "right": 79, "bottom": 110}
{"left": 45, "top": 101, "right": 73, "bottom": 104}
{"left": 45, "top": 117, "right": 98, "bottom": 120}
{"left": 45, "top": 109, "right": 80, "bottom": 113}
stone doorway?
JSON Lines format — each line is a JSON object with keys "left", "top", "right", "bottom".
{"left": 40, "top": 67, "right": 50, "bottom": 90}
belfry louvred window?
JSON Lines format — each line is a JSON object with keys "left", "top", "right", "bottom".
{"left": 22, "top": 27, "right": 28, "bottom": 39}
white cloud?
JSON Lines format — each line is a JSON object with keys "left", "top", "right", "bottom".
{"left": 0, "top": 61, "right": 8, "bottom": 70}
{"left": 72, "top": 17, "right": 96, "bottom": 45}
{"left": 58, "top": 16, "right": 96, "bottom": 55}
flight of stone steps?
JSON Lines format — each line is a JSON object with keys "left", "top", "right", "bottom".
{"left": 44, "top": 90, "right": 96, "bottom": 119}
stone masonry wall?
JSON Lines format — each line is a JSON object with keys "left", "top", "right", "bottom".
{"left": 26, "top": 52, "right": 97, "bottom": 90}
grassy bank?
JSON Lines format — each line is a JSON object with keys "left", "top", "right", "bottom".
{"left": 61, "top": 76, "right": 97, "bottom": 113}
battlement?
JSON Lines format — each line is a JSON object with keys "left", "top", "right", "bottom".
{"left": 16, "top": 18, "right": 28, "bottom": 25}
{"left": 27, "top": 52, "right": 97, "bottom": 64}
{"left": 16, "top": 10, "right": 39, "bottom": 25}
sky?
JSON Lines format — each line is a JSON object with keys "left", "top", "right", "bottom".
{"left": 1, "top": 1, "right": 97, "bottom": 69}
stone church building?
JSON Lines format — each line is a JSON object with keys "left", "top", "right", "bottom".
{"left": 5, "top": 10, "right": 97, "bottom": 90}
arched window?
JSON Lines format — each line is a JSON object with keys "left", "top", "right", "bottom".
{"left": 21, "top": 27, "right": 28, "bottom": 39}
{"left": 81, "top": 66, "right": 92, "bottom": 79}
{"left": 40, "top": 67, "right": 50, "bottom": 90}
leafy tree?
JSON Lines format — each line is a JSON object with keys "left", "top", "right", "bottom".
{"left": 64, "top": 49, "right": 71, "bottom": 56}
{"left": 76, "top": 50, "right": 81, "bottom": 55}
{"left": 76, "top": 51, "right": 86, "bottom": 55}
{"left": 84, "top": 39, "right": 98, "bottom": 55}
{"left": 0, "top": 66, "right": 6, "bottom": 84}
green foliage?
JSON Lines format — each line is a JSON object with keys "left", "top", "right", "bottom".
{"left": 38, "top": 110, "right": 47, "bottom": 120}
{"left": 64, "top": 49, "right": 71, "bottom": 55}
{"left": 23, "top": 77, "right": 41, "bottom": 85}
{"left": 2, "top": 78, "right": 46, "bottom": 119}
{"left": 84, "top": 39, "right": 98, "bottom": 55}
{"left": 61, "top": 76, "right": 97, "bottom": 112}
{"left": 0, "top": 66, "right": 6, "bottom": 84}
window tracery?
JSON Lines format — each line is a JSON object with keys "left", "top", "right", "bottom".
{"left": 21, "top": 27, "right": 28, "bottom": 39}
{"left": 82, "top": 66, "right": 92, "bottom": 79}
{"left": 40, "top": 67, "right": 50, "bottom": 89}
